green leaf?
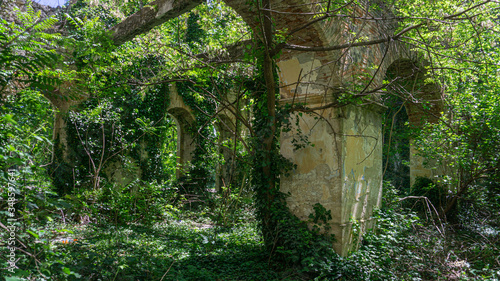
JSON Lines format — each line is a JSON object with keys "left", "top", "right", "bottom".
{"left": 27, "top": 229, "right": 39, "bottom": 238}
{"left": 62, "top": 267, "right": 71, "bottom": 275}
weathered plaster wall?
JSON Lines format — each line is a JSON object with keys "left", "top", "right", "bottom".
{"left": 270, "top": 1, "right": 390, "bottom": 255}
{"left": 277, "top": 55, "right": 327, "bottom": 99}
{"left": 340, "top": 105, "right": 383, "bottom": 254}
{"left": 279, "top": 103, "right": 383, "bottom": 255}
{"left": 280, "top": 105, "right": 343, "bottom": 234}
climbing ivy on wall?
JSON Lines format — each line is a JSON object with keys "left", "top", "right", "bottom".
{"left": 174, "top": 81, "right": 213, "bottom": 194}
{"left": 61, "top": 55, "right": 171, "bottom": 193}
{"left": 65, "top": 90, "right": 168, "bottom": 188}
{"left": 119, "top": 82, "right": 170, "bottom": 182}
{"left": 175, "top": 77, "right": 234, "bottom": 194}
{"left": 185, "top": 12, "right": 205, "bottom": 50}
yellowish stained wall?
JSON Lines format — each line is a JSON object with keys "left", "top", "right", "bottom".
{"left": 340, "top": 105, "right": 383, "bottom": 254}
{"left": 280, "top": 108, "right": 342, "bottom": 227}
{"left": 280, "top": 104, "right": 383, "bottom": 255}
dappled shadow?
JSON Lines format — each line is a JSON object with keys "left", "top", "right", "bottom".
{"left": 62, "top": 222, "right": 300, "bottom": 280}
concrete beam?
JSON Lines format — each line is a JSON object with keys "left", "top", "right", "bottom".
{"left": 111, "top": 0, "right": 203, "bottom": 46}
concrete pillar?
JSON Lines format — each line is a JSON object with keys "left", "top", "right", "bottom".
{"left": 280, "top": 96, "right": 383, "bottom": 256}
{"left": 405, "top": 90, "right": 444, "bottom": 186}
{"left": 47, "top": 83, "right": 88, "bottom": 195}
{"left": 339, "top": 105, "right": 383, "bottom": 254}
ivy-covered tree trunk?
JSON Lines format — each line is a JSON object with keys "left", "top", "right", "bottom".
{"left": 252, "top": 0, "right": 281, "bottom": 253}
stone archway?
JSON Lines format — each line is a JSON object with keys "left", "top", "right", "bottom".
{"left": 166, "top": 87, "right": 197, "bottom": 178}
{"left": 214, "top": 0, "right": 392, "bottom": 255}
{"left": 384, "top": 58, "right": 445, "bottom": 185}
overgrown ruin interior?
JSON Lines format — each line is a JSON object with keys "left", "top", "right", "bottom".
{"left": 10, "top": 0, "right": 445, "bottom": 256}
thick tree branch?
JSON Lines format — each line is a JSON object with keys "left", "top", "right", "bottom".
{"left": 111, "top": 0, "right": 202, "bottom": 46}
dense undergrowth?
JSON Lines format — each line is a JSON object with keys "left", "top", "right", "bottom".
{"left": 1, "top": 179, "right": 499, "bottom": 280}
{"left": 17, "top": 216, "right": 280, "bottom": 280}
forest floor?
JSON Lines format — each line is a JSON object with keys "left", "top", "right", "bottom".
{"left": 4, "top": 195, "right": 499, "bottom": 280}
{"left": 24, "top": 210, "right": 306, "bottom": 281}
{"left": 21, "top": 209, "right": 500, "bottom": 281}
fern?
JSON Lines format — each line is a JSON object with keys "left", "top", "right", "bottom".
{"left": 33, "top": 17, "right": 58, "bottom": 32}
{"left": 64, "top": 13, "right": 84, "bottom": 29}
{"left": 0, "top": 1, "right": 60, "bottom": 96}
